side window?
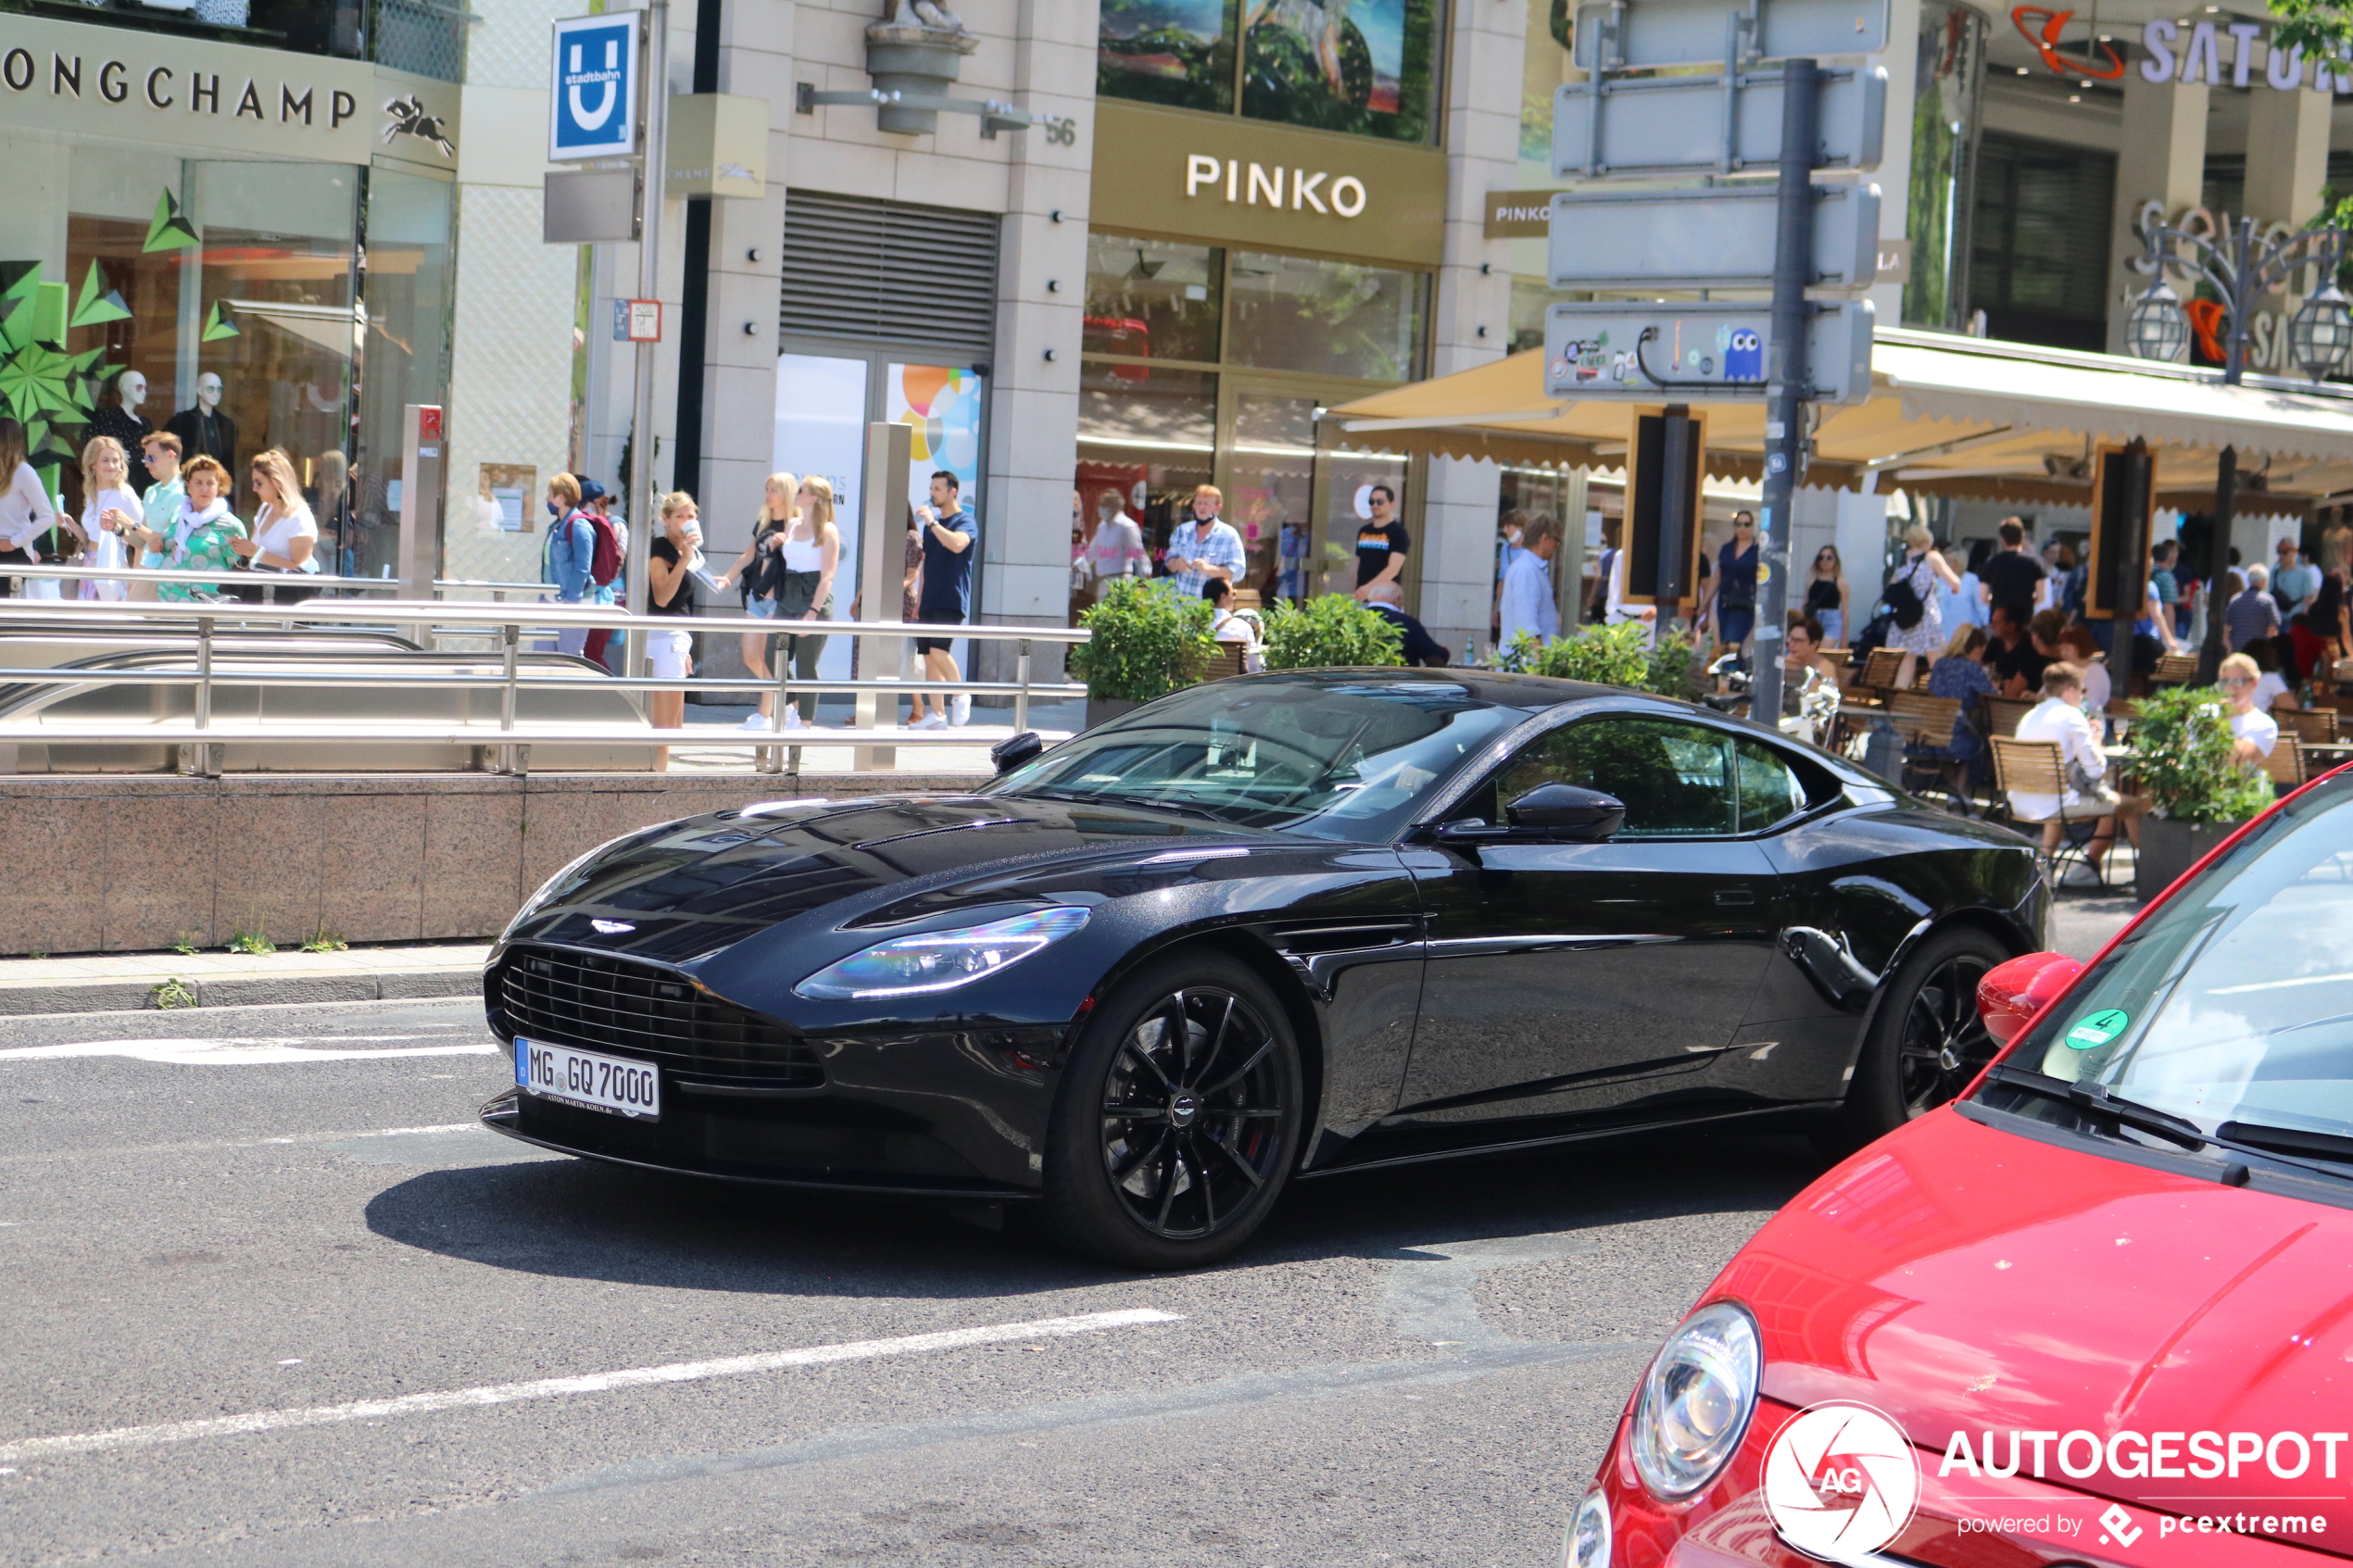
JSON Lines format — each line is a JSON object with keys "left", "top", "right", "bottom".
{"left": 1490, "top": 718, "right": 1737, "bottom": 836}
{"left": 1735, "top": 738, "right": 1808, "bottom": 832}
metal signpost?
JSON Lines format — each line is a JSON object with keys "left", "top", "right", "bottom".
{"left": 1547, "top": 0, "right": 1887, "bottom": 723}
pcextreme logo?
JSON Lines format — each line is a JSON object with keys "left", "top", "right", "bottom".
{"left": 1763, "top": 1401, "right": 1921, "bottom": 1561}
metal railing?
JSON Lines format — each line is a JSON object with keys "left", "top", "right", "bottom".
{"left": 0, "top": 585, "right": 1088, "bottom": 777}
{"left": 6, "top": 564, "right": 569, "bottom": 600}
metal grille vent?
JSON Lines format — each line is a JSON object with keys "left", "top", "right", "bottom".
{"left": 779, "top": 191, "right": 1000, "bottom": 359}
{"left": 497, "top": 946, "right": 824, "bottom": 1087}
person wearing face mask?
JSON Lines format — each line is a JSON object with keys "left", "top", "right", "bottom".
{"left": 646, "top": 492, "right": 703, "bottom": 770}
{"left": 75, "top": 434, "right": 143, "bottom": 603}
{"left": 537, "top": 473, "right": 598, "bottom": 656}
{"left": 2011, "top": 660, "right": 2143, "bottom": 887}
{"left": 155, "top": 456, "right": 245, "bottom": 602}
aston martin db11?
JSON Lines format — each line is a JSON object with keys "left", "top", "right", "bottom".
{"left": 480, "top": 670, "right": 2044, "bottom": 1267}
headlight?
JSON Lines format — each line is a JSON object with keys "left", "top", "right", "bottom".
{"left": 1565, "top": 1488, "right": 1611, "bottom": 1568}
{"left": 793, "top": 908, "right": 1089, "bottom": 1000}
{"left": 1629, "top": 1300, "right": 1761, "bottom": 1500}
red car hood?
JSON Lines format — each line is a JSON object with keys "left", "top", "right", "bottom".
{"left": 1717, "top": 1108, "right": 2353, "bottom": 1533}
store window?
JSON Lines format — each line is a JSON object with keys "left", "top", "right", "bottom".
{"left": 1969, "top": 132, "right": 2115, "bottom": 352}
{"left": 1097, "top": 0, "right": 1442, "bottom": 144}
{"left": 1075, "top": 232, "right": 1426, "bottom": 621}
{"left": 1520, "top": 0, "right": 1571, "bottom": 164}
{"left": 1906, "top": 0, "right": 1986, "bottom": 331}
{"left": 48, "top": 0, "right": 464, "bottom": 79}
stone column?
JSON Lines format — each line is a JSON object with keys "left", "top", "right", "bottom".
{"left": 2243, "top": 54, "right": 2334, "bottom": 373}
{"left": 2106, "top": 72, "right": 2208, "bottom": 355}
{"left": 1417, "top": 0, "right": 1525, "bottom": 662}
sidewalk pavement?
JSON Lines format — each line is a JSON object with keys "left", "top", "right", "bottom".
{"left": 0, "top": 943, "right": 491, "bottom": 1016}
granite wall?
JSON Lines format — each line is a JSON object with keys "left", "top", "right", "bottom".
{"left": 2, "top": 771, "right": 988, "bottom": 956}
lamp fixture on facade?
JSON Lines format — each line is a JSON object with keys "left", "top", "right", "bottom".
{"left": 2124, "top": 202, "right": 2351, "bottom": 384}
{"left": 2124, "top": 279, "right": 2190, "bottom": 363}
{"left": 2288, "top": 283, "right": 2353, "bottom": 380}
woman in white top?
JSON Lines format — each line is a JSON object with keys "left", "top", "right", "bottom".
{"left": 0, "top": 416, "right": 68, "bottom": 598}
{"left": 230, "top": 448, "right": 319, "bottom": 604}
{"left": 2219, "top": 651, "right": 2282, "bottom": 763}
{"left": 735, "top": 476, "right": 840, "bottom": 732}
{"left": 76, "top": 434, "right": 143, "bottom": 603}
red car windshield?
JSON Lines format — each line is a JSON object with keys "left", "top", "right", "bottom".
{"left": 1986, "top": 771, "right": 2353, "bottom": 1149}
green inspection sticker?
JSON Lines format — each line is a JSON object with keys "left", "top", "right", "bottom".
{"left": 2065, "top": 1009, "right": 2131, "bottom": 1049}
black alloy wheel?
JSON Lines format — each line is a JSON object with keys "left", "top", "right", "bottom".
{"left": 1894, "top": 950, "right": 1999, "bottom": 1118}
{"left": 1818, "top": 926, "right": 2013, "bottom": 1159}
{"left": 1039, "top": 952, "right": 1302, "bottom": 1269}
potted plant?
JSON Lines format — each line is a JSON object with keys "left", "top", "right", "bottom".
{"left": 1068, "top": 577, "right": 1217, "bottom": 729}
{"left": 1490, "top": 621, "right": 1700, "bottom": 696}
{"left": 2125, "top": 684, "right": 2274, "bottom": 900}
{"left": 1259, "top": 593, "right": 1404, "bottom": 670}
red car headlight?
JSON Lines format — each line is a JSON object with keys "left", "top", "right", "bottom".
{"left": 1629, "top": 1300, "right": 1763, "bottom": 1500}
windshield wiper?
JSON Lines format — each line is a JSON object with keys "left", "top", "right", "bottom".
{"left": 1982, "top": 1065, "right": 2208, "bottom": 1149}
{"left": 2215, "top": 1121, "right": 2353, "bottom": 1167}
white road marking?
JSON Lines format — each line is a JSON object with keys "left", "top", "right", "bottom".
{"left": 0, "top": 1122, "right": 482, "bottom": 1169}
{"left": 0, "top": 1039, "right": 497, "bottom": 1065}
{"left": 0, "top": 1309, "right": 1184, "bottom": 1464}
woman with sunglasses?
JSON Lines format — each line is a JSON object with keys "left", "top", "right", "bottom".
{"left": 1804, "top": 544, "right": 1851, "bottom": 646}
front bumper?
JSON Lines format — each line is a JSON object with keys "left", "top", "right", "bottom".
{"left": 1594, "top": 1398, "right": 2337, "bottom": 1567}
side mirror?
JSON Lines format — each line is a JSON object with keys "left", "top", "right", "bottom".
{"left": 990, "top": 731, "right": 1045, "bottom": 774}
{"left": 1978, "top": 951, "right": 2084, "bottom": 1045}
{"left": 1505, "top": 783, "right": 1626, "bottom": 842}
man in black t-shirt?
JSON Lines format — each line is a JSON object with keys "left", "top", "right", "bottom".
{"left": 1351, "top": 483, "right": 1410, "bottom": 598}
{"left": 1980, "top": 518, "right": 2048, "bottom": 625}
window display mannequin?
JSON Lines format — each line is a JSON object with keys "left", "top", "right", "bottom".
{"left": 164, "top": 372, "right": 238, "bottom": 476}
{"left": 90, "top": 371, "right": 157, "bottom": 494}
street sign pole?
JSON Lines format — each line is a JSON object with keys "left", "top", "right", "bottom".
{"left": 624, "top": 0, "right": 669, "bottom": 680}
{"left": 1750, "top": 56, "right": 1818, "bottom": 729}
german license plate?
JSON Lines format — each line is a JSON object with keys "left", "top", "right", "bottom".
{"left": 515, "top": 1037, "right": 661, "bottom": 1120}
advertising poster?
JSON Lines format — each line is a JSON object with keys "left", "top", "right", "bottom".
{"left": 774, "top": 353, "right": 870, "bottom": 683}
{"left": 888, "top": 363, "right": 986, "bottom": 662}
{"left": 1241, "top": 0, "right": 1435, "bottom": 141}
{"left": 1097, "top": 0, "right": 1239, "bottom": 112}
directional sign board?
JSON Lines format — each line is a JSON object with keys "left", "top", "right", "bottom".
{"left": 1543, "top": 301, "right": 1876, "bottom": 405}
{"left": 1554, "top": 66, "right": 1884, "bottom": 177}
{"left": 549, "top": 13, "right": 641, "bottom": 162}
{"left": 1548, "top": 182, "right": 1879, "bottom": 291}
{"left": 1573, "top": 0, "right": 1890, "bottom": 70}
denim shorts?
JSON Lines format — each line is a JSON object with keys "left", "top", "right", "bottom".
{"left": 746, "top": 597, "right": 778, "bottom": 620}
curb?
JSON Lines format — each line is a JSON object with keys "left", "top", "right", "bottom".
{"left": 0, "top": 967, "right": 483, "bottom": 1017}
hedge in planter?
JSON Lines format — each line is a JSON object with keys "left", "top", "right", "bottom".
{"left": 1070, "top": 578, "right": 1218, "bottom": 725}
{"left": 1492, "top": 621, "right": 1703, "bottom": 697}
{"left": 2125, "top": 684, "right": 2275, "bottom": 900}
{"left": 1260, "top": 594, "right": 1405, "bottom": 670}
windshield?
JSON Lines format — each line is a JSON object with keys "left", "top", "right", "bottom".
{"left": 1988, "top": 772, "right": 2353, "bottom": 1144}
{"left": 988, "top": 677, "right": 1522, "bottom": 841}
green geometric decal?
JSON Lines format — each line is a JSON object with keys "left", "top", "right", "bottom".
{"left": 200, "top": 300, "right": 240, "bottom": 342}
{"left": 0, "top": 262, "right": 102, "bottom": 473}
{"left": 144, "top": 188, "right": 201, "bottom": 253}
{"left": 69, "top": 260, "right": 132, "bottom": 329}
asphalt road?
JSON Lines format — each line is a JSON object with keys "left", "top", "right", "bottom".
{"left": 0, "top": 995, "right": 1830, "bottom": 1568}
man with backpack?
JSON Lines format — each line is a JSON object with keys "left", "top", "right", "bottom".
{"left": 576, "top": 479, "right": 623, "bottom": 668}
{"left": 539, "top": 472, "right": 599, "bottom": 658}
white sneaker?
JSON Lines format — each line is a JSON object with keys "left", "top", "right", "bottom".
{"left": 910, "top": 712, "right": 948, "bottom": 730}
{"left": 736, "top": 713, "right": 772, "bottom": 731}
{"left": 950, "top": 692, "right": 971, "bottom": 726}
{"left": 781, "top": 708, "right": 809, "bottom": 731}
{"left": 2058, "top": 859, "right": 2106, "bottom": 889}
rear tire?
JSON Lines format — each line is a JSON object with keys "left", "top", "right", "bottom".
{"left": 1038, "top": 951, "right": 1302, "bottom": 1270}
{"left": 1816, "top": 926, "right": 2009, "bottom": 1160}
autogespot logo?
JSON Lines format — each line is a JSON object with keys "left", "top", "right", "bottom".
{"left": 1763, "top": 1401, "right": 1922, "bottom": 1561}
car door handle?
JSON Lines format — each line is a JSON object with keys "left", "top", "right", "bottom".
{"left": 1714, "top": 888, "right": 1755, "bottom": 906}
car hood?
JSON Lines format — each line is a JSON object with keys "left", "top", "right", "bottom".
{"left": 1718, "top": 1108, "right": 2353, "bottom": 1530}
{"left": 507, "top": 792, "right": 1267, "bottom": 963}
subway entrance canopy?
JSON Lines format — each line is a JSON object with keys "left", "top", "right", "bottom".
{"left": 1329, "top": 327, "right": 2353, "bottom": 514}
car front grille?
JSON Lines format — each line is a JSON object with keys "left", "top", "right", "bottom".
{"left": 496, "top": 945, "right": 824, "bottom": 1087}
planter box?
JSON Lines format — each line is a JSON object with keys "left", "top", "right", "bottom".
{"left": 2136, "top": 815, "right": 2246, "bottom": 904}
{"left": 1085, "top": 696, "right": 1140, "bottom": 731}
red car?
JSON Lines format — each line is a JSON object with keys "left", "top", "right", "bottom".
{"left": 1573, "top": 767, "right": 2353, "bottom": 1568}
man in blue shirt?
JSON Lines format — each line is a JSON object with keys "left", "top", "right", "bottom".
{"left": 1164, "top": 484, "right": 1245, "bottom": 599}
{"left": 911, "top": 470, "right": 975, "bottom": 729}
{"left": 1498, "top": 515, "right": 1561, "bottom": 649}
{"left": 539, "top": 472, "right": 597, "bottom": 657}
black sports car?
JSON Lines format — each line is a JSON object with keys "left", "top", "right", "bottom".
{"left": 481, "top": 671, "right": 2045, "bottom": 1267}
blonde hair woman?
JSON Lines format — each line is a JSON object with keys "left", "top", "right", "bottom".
{"left": 713, "top": 472, "right": 797, "bottom": 703}
{"left": 77, "top": 433, "right": 141, "bottom": 603}
{"left": 1889, "top": 521, "right": 1961, "bottom": 692}
{"left": 0, "top": 418, "right": 61, "bottom": 598}
{"left": 750, "top": 474, "right": 842, "bottom": 731}
{"left": 646, "top": 491, "right": 701, "bottom": 770}
{"left": 231, "top": 447, "right": 318, "bottom": 603}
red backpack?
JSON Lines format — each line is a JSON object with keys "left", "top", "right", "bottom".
{"left": 585, "top": 510, "right": 622, "bottom": 586}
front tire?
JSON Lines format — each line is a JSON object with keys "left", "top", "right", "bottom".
{"left": 1817, "top": 926, "right": 2008, "bottom": 1159}
{"left": 1038, "top": 952, "right": 1302, "bottom": 1270}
